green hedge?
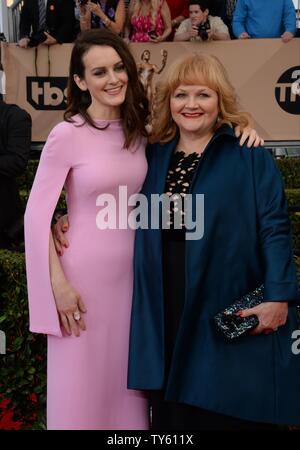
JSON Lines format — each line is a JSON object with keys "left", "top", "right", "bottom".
{"left": 295, "top": 256, "right": 300, "bottom": 280}
{"left": 19, "top": 190, "right": 66, "bottom": 211}
{"left": 18, "top": 156, "right": 300, "bottom": 193}
{"left": 290, "top": 213, "right": 300, "bottom": 255}
{"left": 276, "top": 157, "right": 300, "bottom": 189}
{"left": 0, "top": 250, "right": 46, "bottom": 429}
{"left": 285, "top": 189, "right": 300, "bottom": 208}
{"left": 17, "top": 160, "right": 39, "bottom": 193}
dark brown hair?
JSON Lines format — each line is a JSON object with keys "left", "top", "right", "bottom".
{"left": 189, "top": 0, "right": 210, "bottom": 12}
{"left": 64, "top": 29, "right": 149, "bottom": 148}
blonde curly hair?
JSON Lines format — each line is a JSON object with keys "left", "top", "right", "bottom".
{"left": 150, "top": 53, "right": 251, "bottom": 144}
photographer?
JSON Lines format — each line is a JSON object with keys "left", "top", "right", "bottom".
{"left": 18, "top": 0, "right": 76, "bottom": 48}
{"left": 174, "top": 0, "right": 230, "bottom": 42}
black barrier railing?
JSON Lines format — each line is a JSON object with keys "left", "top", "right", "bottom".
{"left": 29, "top": 142, "right": 300, "bottom": 157}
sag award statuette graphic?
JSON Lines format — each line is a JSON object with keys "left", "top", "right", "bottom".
{"left": 137, "top": 48, "right": 168, "bottom": 106}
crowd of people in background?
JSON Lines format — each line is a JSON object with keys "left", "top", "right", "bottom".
{"left": 17, "top": 0, "right": 298, "bottom": 48}
{"left": 0, "top": 0, "right": 299, "bottom": 433}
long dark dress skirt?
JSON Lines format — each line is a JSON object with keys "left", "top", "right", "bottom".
{"left": 150, "top": 230, "right": 277, "bottom": 431}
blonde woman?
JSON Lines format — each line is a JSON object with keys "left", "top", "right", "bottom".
{"left": 128, "top": 53, "right": 300, "bottom": 430}
{"left": 126, "top": 0, "right": 172, "bottom": 42}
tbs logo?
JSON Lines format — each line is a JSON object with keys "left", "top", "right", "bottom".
{"left": 275, "top": 66, "right": 300, "bottom": 115}
{"left": 27, "top": 77, "right": 68, "bottom": 110}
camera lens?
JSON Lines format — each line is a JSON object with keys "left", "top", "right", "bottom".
{"left": 201, "top": 30, "right": 208, "bottom": 41}
{"left": 197, "top": 21, "right": 210, "bottom": 41}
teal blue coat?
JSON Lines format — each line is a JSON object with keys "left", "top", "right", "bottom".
{"left": 128, "top": 125, "right": 300, "bottom": 425}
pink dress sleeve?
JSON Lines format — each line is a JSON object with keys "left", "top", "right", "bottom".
{"left": 24, "top": 122, "right": 73, "bottom": 337}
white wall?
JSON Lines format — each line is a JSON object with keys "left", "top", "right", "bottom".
{"left": 0, "top": 1, "right": 9, "bottom": 38}
{"left": 0, "top": 2, "right": 5, "bottom": 32}
{"left": 0, "top": 2, "right": 8, "bottom": 94}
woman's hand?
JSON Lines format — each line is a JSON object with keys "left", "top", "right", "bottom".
{"left": 79, "top": 2, "right": 90, "bottom": 18}
{"left": 87, "top": 0, "right": 102, "bottom": 17}
{"left": 52, "top": 215, "right": 70, "bottom": 256}
{"left": 239, "top": 32, "right": 251, "bottom": 39}
{"left": 150, "top": 35, "right": 166, "bottom": 43}
{"left": 281, "top": 31, "right": 294, "bottom": 43}
{"left": 42, "top": 32, "right": 57, "bottom": 46}
{"left": 238, "top": 301, "right": 288, "bottom": 335}
{"left": 235, "top": 125, "right": 264, "bottom": 148}
{"left": 18, "top": 37, "right": 30, "bottom": 48}
{"left": 52, "top": 279, "right": 87, "bottom": 337}
{"left": 149, "top": 35, "right": 161, "bottom": 43}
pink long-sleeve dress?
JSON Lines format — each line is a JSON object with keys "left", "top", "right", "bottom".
{"left": 24, "top": 115, "right": 149, "bottom": 430}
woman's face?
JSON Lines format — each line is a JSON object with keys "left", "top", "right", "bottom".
{"left": 74, "top": 45, "right": 128, "bottom": 117}
{"left": 170, "top": 84, "right": 219, "bottom": 136}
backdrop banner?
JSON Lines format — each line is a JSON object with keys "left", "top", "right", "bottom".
{"left": 1, "top": 39, "right": 300, "bottom": 142}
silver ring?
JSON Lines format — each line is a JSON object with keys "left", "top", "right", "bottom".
{"left": 73, "top": 311, "right": 81, "bottom": 321}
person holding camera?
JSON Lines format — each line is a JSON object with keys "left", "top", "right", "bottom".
{"left": 18, "top": 0, "right": 76, "bottom": 48}
{"left": 174, "top": 0, "right": 230, "bottom": 42}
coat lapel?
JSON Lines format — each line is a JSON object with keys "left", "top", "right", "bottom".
{"left": 151, "top": 125, "right": 235, "bottom": 195}
{"left": 154, "top": 137, "right": 179, "bottom": 195}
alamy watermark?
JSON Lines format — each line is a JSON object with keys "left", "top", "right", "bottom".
{"left": 291, "top": 330, "right": 300, "bottom": 355}
{"left": 95, "top": 186, "right": 205, "bottom": 241}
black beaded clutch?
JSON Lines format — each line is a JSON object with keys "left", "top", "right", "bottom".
{"left": 214, "top": 285, "right": 264, "bottom": 340}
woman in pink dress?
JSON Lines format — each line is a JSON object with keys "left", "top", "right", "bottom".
{"left": 24, "top": 29, "right": 149, "bottom": 430}
{"left": 126, "top": 0, "right": 172, "bottom": 42}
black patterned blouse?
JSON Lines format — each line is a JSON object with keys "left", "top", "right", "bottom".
{"left": 164, "top": 151, "right": 202, "bottom": 230}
